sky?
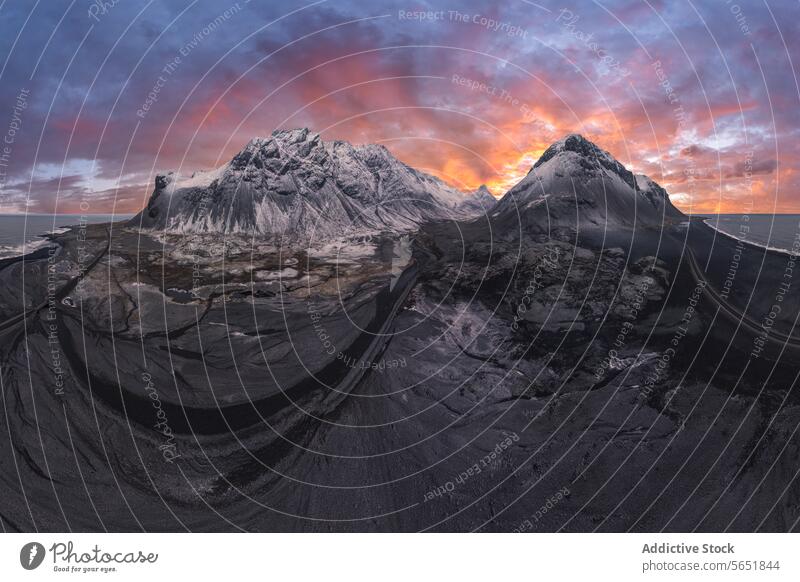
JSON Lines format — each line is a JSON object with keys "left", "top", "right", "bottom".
{"left": 0, "top": 0, "right": 797, "bottom": 215}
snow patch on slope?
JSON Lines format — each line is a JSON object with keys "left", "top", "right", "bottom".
{"left": 132, "top": 129, "right": 496, "bottom": 242}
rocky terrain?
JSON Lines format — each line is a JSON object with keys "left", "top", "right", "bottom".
{"left": 132, "top": 128, "right": 495, "bottom": 242}
{"left": 1, "top": 133, "right": 799, "bottom": 532}
{"left": 490, "top": 134, "right": 684, "bottom": 236}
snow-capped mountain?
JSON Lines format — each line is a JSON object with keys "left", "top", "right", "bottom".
{"left": 459, "top": 184, "right": 497, "bottom": 214}
{"left": 491, "top": 134, "right": 684, "bottom": 233}
{"left": 131, "top": 128, "right": 495, "bottom": 241}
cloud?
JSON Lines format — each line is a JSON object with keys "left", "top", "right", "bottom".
{"left": 0, "top": 0, "right": 798, "bottom": 214}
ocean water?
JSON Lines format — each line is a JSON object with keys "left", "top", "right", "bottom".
{"left": 703, "top": 214, "right": 800, "bottom": 254}
{"left": 0, "top": 214, "right": 132, "bottom": 259}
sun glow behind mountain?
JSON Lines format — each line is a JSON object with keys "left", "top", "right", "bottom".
{"left": 0, "top": 1, "right": 796, "bottom": 214}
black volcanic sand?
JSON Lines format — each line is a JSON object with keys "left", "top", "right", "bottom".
{"left": 0, "top": 219, "right": 799, "bottom": 532}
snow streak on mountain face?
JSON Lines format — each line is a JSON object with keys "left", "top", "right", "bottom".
{"left": 131, "top": 128, "right": 496, "bottom": 242}
{"left": 492, "top": 134, "right": 684, "bottom": 233}
{"left": 131, "top": 131, "right": 684, "bottom": 243}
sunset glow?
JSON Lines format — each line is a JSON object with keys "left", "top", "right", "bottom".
{"left": 0, "top": 1, "right": 797, "bottom": 214}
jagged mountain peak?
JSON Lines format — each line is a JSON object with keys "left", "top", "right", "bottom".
{"left": 534, "top": 133, "right": 608, "bottom": 162}
{"left": 230, "top": 128, "right": 324, "bottom": 171}
{"left": 494, "top": 134, "right": 684, "bottom": 232}
{"left": 248, "top": 127, "right": 318, "bottom": 148}
{"left": 132, "top": 129, "right": 495, "bottom": 240}
{"left": 455, "top": 184, "right": 496, "bottom": 214}
{"left": 475, "top": 184, "right": 494, "bottom": 198}
{"left": 272, "top": 126, "right": 314, "bottom": 142}
{"left": 229, "top": 130, "right": 433, "bottom": 188}
{"left": 529, "top": 133, "right": 636, "bottom": 190}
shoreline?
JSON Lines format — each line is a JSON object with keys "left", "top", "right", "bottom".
{"left": 694, "top": 215, "right": 799, "bottom": 258}
{"left": 0, "top": 242, "right": 59, "bottom": 270}
{"left": 0, "top": 215, "right": 131, "bottom": 261}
